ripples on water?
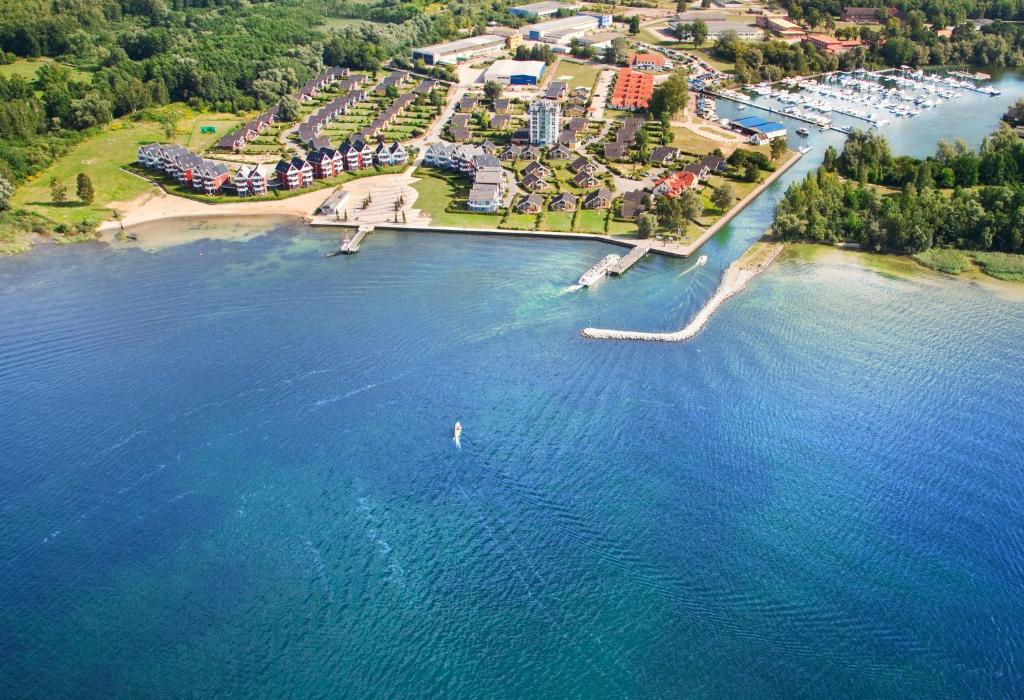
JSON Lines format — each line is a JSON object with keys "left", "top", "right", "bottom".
{"left": 1, "top": 227, "right": 1022, "bottom": 698}
{"left": 3, "top": 73, "right": 1024, "bottom": 696}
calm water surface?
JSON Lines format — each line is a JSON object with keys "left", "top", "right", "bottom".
{"left": 1, "top": 74, "right": 1023, "bottom": 699}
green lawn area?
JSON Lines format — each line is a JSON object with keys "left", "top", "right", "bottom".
{"left": 540, "top": 210, "right": 575, "bottom": 232}
{"left": 501, "top": 212, "right": 540, "bottom": 230}
{"left": 573, "top": 208, "right": 608, "bottom": 233}
{"left": 12, "top": 120, "right": 165, "bottom": 228}
{"left": 410, "top": 169, "right": 504, "bottom": 228}
{"left": 176, "top": 111, "right": 247, "bottom": 151}
{"left": 637, "top": 24, "right": 672, "bottom": 45}
{"left": 606, "top": 218, "right": 637, "bottom": 236}
{"left": 0, "top": 58, "right": 92, "bottom": 83}
{"left": 550, "top": 60, "right": 602, "bottom": 91}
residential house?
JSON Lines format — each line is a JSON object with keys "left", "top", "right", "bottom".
{"left": 700, "top": 154, "right": 727, "bottom": 173}
{"left": 468, "top": 183, "right": 502, "bottom": 212}
{"left": 516, "top": 192, "right": 545, "bottom": 213}
{"left": 604, "top": 142, "right": 628, "bottom": 160}
{"left": 583, "top": 187, "right": 613, "bottom": 209}
{"left": 572, "top": 170, "right": 600, "bottom": 188}
{"left": 493, "top": 98, "right": 511, "bottom": 114}
{"left": 521, "top": 172, "right": 551, "bottom": 191}
{"left": 451, "top": 126, "right": 472, "bottom": 142}
{"left": 193, "top": 162, "right": 230, "bottom": 194}
{"left": 610, "top": 67, "right": 654, "bottom": 110}
{"left": 491, "top": 114, "right": 512, "bottom": 130}
{"left": 570, "top": 156, "right": 598, "bottom": 174}
{"left": 499, "top": 144, "right": 524, "bottom": 160}
{"left": 652, "top": 170, "right": 697, "bottom": 197}
{"left": 523, "top": 161, "right": 552, "bottom": 179}
{"left": 550, "top": 191, "right": 577, "bottom": 211}
{"left": 459, "top": 95, "right": 480, "bottom": 111}
{"left": 520, "top": 146, "right": 542, "bottom": 160}
{"left": 234, "top": 165, "right": 267, "bottom": 196}
{"left": 547, "top": 144, "right": 573, "bottom": 160}
{"left": 307, "top": 148, "right": 339, "bottom": 179}
{"left": 650, "top": 146, "right": 679, "bottom": 165}
{"left": 452, "top": 113, "right": 471, "bottom": 128}
{"left": 620, "top": 189, "right": 649, "bottom": 219}
{"left": 544, "top": 81, "right": 567, "bottom": 100}
{"left": 681, "top": 161, "right": 710, "bottom": 180}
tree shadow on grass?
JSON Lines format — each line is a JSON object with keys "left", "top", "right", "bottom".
{"left": 27, "top": 201, "right": 89, "bottom": 208}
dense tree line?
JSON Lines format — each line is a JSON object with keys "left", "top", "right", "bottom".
{"left": 773, "top": 126, "right": 1024, "bottom": 253}
{"left": 0, "top": 0, "right": 495, "bottom": 186}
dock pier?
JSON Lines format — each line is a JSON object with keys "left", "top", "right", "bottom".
{"left": 609, "top": 241, "right": 651, "bottom": 276}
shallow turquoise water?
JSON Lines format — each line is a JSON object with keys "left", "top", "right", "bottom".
{"left": 2, "top": 74, "right": 1024, "bottom": 698}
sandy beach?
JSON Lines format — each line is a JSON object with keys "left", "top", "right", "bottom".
{"left": 99, "top": 187, "right": 334, "bottom": 233}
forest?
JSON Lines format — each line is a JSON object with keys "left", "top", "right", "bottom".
{"left": 772, "top": 126, "right": 1024, "bottom": 254}
{"left": 0, "top": 0, "right": 501, "bottom": 192}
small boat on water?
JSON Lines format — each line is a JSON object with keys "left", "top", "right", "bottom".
{"left": 577, "top": 254, "right": 621, "bottom": 287}
{"left": 454, "top": 422, "right": 462, "bottom": 442}
{"left": 796, "top": 127, "right": 810, "bottom": 136}
{"left": 696, "top": 254, "right": 708, "bottom": 266}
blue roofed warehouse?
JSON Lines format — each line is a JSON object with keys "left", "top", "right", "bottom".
{"left": 729, "top": 115, "right": 787, "bottom": 144}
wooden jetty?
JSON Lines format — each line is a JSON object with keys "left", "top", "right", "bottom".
{"left": 609, "top": 241, "right": 651, "bottom": 276}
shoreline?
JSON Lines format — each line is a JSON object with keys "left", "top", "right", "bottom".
{"left": 582, "top": 242, "right": 786, "bottom": 342}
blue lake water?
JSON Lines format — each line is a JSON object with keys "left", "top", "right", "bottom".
{"left": 1, "top": 73, "right": 1024, "bottom": 698}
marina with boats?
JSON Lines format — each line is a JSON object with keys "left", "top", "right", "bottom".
{"left": 713, "top": 67, "right": 1002, "bottom": 132}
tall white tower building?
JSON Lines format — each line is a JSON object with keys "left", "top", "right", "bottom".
{"left": 528, "top": 99, "right": 561, "bottom": 146}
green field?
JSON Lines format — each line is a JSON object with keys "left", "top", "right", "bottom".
{"left": 540, "top": 210, "right": 575, "bottom": 232}
{"left": 12, "top": 120, "right": 165, "bottom": 228}
{"left": 913, "top": 248, "right": 972, "bottom": 274}
{"left": 501, "top": 212, "right": 540, "bottom": 230}
{"left": 606, "top": 218, "right": 638, "bottom": 236}
{"left": 0, "top": 58, "right": 92, "bottom": 83}
{"left": 550, "top": 61, "right": 603, "bottom": 91}
{"left": 410, "top": 170, "right": 504, "bottom": 228}
{"left": 573, "top": 208, "right": 608, "bottom": 233}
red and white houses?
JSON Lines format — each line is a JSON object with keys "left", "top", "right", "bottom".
{"left": 374, "top": 141, "right": 408, "bottom": 166}
{"left": 274, "top": 157, "right": 315, "bottom": 190}
{"left": 136, "top": 143, "right": 231, "bottom": 195}
{"left": 234, "top": 166, "right": 268, "bottom": 196}
{"left": 338, "top": 139, "right": 375, "bottom": 170}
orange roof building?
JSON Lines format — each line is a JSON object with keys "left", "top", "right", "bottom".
{"left": 630, "top": 52, "right": 667, "bottom": 70}
{"left": 652, "top": 170, "right": 698, "bottom": 198}
{"left": 804, "top": 34, "right": 864, "bottom": 54}
{"left": 609, "top": 67, "right": 654, "bottom": 111}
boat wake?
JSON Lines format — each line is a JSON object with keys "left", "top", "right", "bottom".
{"left": 678, "top": 254, "right": 709, "bottom": 277}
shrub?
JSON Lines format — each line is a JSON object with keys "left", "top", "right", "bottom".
{"left": 913, "top": 248, "right": 971, "bottom": 274}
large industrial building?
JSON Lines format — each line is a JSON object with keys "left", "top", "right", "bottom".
{"left": 411, "top": 34, "right": 506, "bottom": 65}
{"left": 528, "top": 100, "right": 561, "bottom": 146}
{"left": 509, "top": 1, "right": 580, "bottom": 18}
{"left": 483, "top": 60, "right": 547, "bottom": 86}
{"left": 523, "top": 13, "right": 612, "bottom": 44}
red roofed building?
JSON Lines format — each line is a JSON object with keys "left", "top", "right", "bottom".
{"left": 804, "top": 34, "right": 864, "bottom": 54}
{"left": 609, "top": 68, "right": 655, "bottom": 111}
{"left": 652, "top": 170, "right": 698, "bottom": 198}
{"left": 630, "top": 52, "right": 667, "bottom": 71}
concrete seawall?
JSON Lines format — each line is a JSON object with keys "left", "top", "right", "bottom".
{"left": 582, "top": 243, "right": 785, "bottom": 342}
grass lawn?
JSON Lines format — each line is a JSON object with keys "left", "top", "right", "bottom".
{"left": 175, "top": 111, "right": 247, "bottom": 151}
{"left": 540, "top": 210, "right": 575, "bottom": 232}
{"left": 0, "top": 58, "right": 92, "bottom": 83}
{"left": 410, "top": 170, "right": 504, "bottom": 228}
{"left": 573, "top": 209, "right": 608, "bottom": 233}
{"left": 667, "top": 44, "right": 736, "bottom": 72}
{"left": 550, "top": 61, "right": 602, "bottom": 91}
{"left": 606, "top": 218, "right": 638, "bottom": 235}
{"left": 12, "top": 120, "right": 165, "bottom": 228}
{"left": 637, "top": 24, "right": 672, "bottom": 45}
{"left": 501, "top": 212, "right": 540, "bottom": 230}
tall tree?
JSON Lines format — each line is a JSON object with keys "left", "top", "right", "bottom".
{"left": 711, "top": 183, "right": 733, "bottom": 211}
{"left": 648, "top": 71, "right": 689, "bottom": 121}
{"left": 76, "top": 172, "right": 94, "bottom": 205}
{"left": 637, "top": 211, "right": 658, "bottom": 239}
{"left": 50, "top": 177, "right": 66, "bottom": 204}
